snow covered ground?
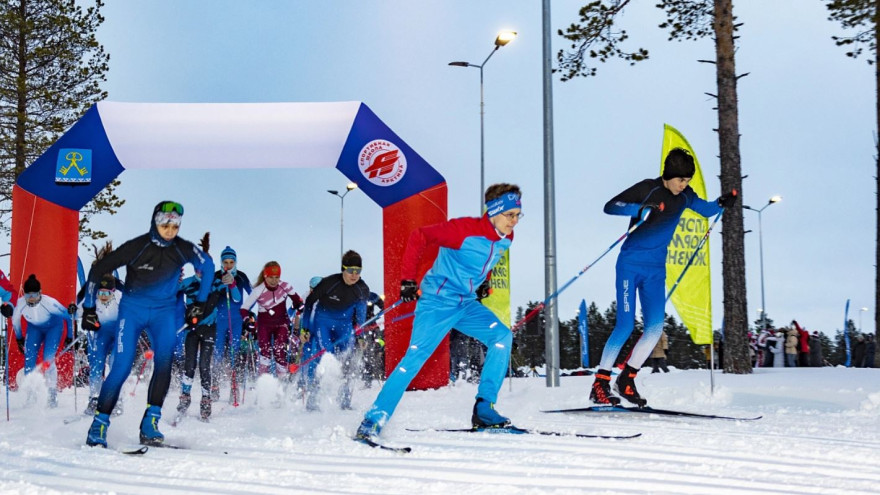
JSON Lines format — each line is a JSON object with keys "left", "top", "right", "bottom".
{"left": 1, "top": 362, "right": 879, "bottom": 495}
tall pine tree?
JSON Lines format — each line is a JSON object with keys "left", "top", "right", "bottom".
{"left": 0, "top": 0, "right": 122, "bottom": 245}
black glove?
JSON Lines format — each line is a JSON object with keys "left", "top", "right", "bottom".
{"left": 637, "top": 202, "right": 664, "bottom": 220}
{"left": 400, "top": 279, "right": 419, "bottom": 303}
{"left": 14, "top": 334, "right": 25, "bottom": 353}
{"left": 0, "top": 302, "right": 12, "bottom": 318}
{"left": 242, "top": 312, "right": 256, "bottom": 337}
{"left": 81, "top": 307, "right": 101, "bottom": 331}
{"left": 185, "top": 303, "right": 206, "bottom": 327}
{"left": 718, "top": 189, "right": 738, "bottom": 208}
{"left": 476, "top": 279, "right": 491, "bottom": 301}
{"left": 67, "top": 303, "right": 77, "bottom": 315}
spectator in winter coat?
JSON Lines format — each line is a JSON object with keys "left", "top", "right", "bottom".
{"left": 650, "top": 330, "right": 670, "bottom": 373}
{"left": 784, "top": 327, "right": 799, "bottom": 367}
{"left": 864, "top": 334, "right": 875, "bottom": 368}
{"left": 852, "top": 334, "right": 866, "bottom": 368}
{"left": 300, "top": 250, "right": 370, "bottom": 411}
{"left": 241, "top": 261, "right": 304, "bottom": 379}
{"left": 766, "top": 329, "right": 785, "bottom": 367}
{"left": 590, "top": 149, "right": 736, "bottom": 407}
{"left": 357, "top": 183, "right": 522, "bottom": 441}
{"left": 793, "top": 320, "right": 811, "bottom": 367}
{"left": 10, "top": 274, "right": 70, "bottom": 408}
{"left": 809, "top": 331, "right": 824, "bottom": 367}
{"left": 84, "top": 201, "right": 214, "bottom": 448}
{"left": 756, "top": 328, "right": 771, "bottom": 368}
{"left": 210, "top": 245, "right": 252, "bottom": 403}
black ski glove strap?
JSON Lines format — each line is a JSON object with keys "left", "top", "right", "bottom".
{"left": 81, "top": 307, "right": 101, "bottom": 331}
{"left": 476, "top": 279, "right": 491, "bottom": 301}
{"left": 400, "top": 280, "right": 419, "bottom": 303}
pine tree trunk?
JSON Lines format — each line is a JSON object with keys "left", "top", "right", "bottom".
{"left": 713, "top": 0, "right": 750, "bottom": 373}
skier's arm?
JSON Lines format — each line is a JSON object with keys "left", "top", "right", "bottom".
{"left": 11, "top": 300, "right": 24, "bottom": 337}
{"left": 684, "top": 188, "right": 723, "bottom": 218}
{"left": 400, "top": 219, "right": 470, "bottom": 280}
{"left": 83, "top": 238, "right": 145, "bottom": 307}
{"left": 186, "top": 247, "right": 215, "bottom": 303}
{"left": 604, "top": 180, "right": 658, "bottom": 218}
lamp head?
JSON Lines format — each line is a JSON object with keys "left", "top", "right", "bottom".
{"left": 495, "top": 30, "right": 517, "bottom": 47}
{"left": 346, "top": 182, "right": 358, "bottom": 191}
{"left": 769, "top": 195, "right": 782, "bottom": 204}
{"left": 327, "top": 190, "right": 339, "bottom": 196}
{"left": 448, "top": 61, "right": 470, "bottom": 67}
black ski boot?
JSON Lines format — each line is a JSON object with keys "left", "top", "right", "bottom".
{"left": 177, "top": 392, "right": 191, "bottom": 413}
{"left": 590, "top": 369, "right": 622, "bottom": 406}
{"left": 200, "top": 396, "right": 211, "bottom": 422}
{"left": 614, "top": 364, "right": 647, "bottom": 407}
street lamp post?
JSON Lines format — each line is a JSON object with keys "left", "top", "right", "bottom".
{"left": 327, "top": 182, "right": 358, "bottom": 260}
{"left": 743, "top": 195, "right": 782, "bottom": 333}
{"left": 449, "top": 30, "right": 517, "bottom": 212}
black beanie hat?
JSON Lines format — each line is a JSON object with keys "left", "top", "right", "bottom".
{"left": 23, "top": 274, "right": 40, "bottom": 293}
{"left": 662, "top": 148, "right": 696, "bottom": 180}
{"left": 341, "top": 250, "right": 362, "bottom": 269}
{"left": 99, "top": 273, "right": 116, "bottom": 291}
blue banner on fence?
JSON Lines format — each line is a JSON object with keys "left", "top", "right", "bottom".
{"left": 578, "top": 299, "right": 589, "bottom": 368}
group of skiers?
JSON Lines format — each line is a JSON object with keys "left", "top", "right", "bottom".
{"left": 1, "top": 148, "right": 743, "bottom": 447}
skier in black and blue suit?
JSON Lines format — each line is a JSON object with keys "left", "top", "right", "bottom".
{"left": 83, "top": 201, "right": 214, "bottom": 447}
{"left": 590, "top": 148, "right": 736, "bottom": 407}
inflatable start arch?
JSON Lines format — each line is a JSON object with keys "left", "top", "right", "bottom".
{"left": 9, "top": 101, "right": 449, "bottom": 391}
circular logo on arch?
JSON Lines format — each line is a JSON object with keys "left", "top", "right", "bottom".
{"left": 358, "top": 140, "right": 407, "bottom": 187}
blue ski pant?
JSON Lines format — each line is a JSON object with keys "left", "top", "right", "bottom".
{"left": 302, "top": 314, "right": 355, "bottom": 401}
{"left": 86, "top": 323, "right": 118, "bottom": 398}
{"left": 213, "top": 300, "right": 243, "bottom": 369}
{"left": 97, "top": 297, "right": 179, "bottom": 415}
{"left": 598, "top": 261, "right": 666, "bottom": 371}
{"left": 23, "top": 321, "right": 63, "bottom": 389}
{"left": 364, "top": 295, "right": 512, "bottom": 427}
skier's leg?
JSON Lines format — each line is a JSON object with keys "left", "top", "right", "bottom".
{"left": 597, "top": 263, "right": 640, "bottom": 371}
{"left": 456, "top": 301, "right": 511, "bottom": 405}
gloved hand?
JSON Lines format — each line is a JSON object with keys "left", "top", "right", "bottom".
{"left": 300, "top": 328, "right": 311, "bottom": 343}
{"left": 81, "top": 307, "right": 101, "bottom": 331}
{"left": 221, "top": 272, "right": 235, "bottom": 285}
{"left": 400, "top": 279, "right": 419, "bottom": 303}
{"left": 718, "top": 189, "right": 738, "bottom": 208}
{"left": 67, "top": 303, "right": 77, "bottom": 315}
{"left": 241, "top": 312, "right": 256, "bottom": 338}
{"left": 476, "top": 279, "right": 491, "bottom": 301}
{"left": 637, "top": 202, "right": 664, "bottom": 220}
{"left": 185, "top": 303, "right": 206, "bottom": 327}
{"left": 0, "top": 302, "right": 12, "bottom": 318}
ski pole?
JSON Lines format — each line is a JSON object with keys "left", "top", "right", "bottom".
{"left": 289, "top": 299, "right": 402, "bottom": 374}
{"left": 4, "top": 318, "right": 9, "bottom": 421}
{"left": 225, "top": 286, "right": 238, "bottom": 407}
{"left": 130, "top": 348, "right": 154, "bottom": 397}
{"left": 665, "top": 209, "right": 725, "bottom": 302}
{"left": 70, "top": 313, "right": 78, "bottom": 412}
{"left": 510, "top": 209, "right": 656, "bottom": 333}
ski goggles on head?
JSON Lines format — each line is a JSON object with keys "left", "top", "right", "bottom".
{"left": 157, "top": 201, "right": 184, "bottom": 215}
{"left": 342, "top": 266, "right": 362, "bottom": 275}
{"left": 154, "top": 211, "right": 182, "bottom": 227}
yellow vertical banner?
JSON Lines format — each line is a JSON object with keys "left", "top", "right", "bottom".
{"left": 483, "top": 250, "right": 511, "bottom": 326}
{"left": 661, "top": 124, "right": 713, "bottom": 345}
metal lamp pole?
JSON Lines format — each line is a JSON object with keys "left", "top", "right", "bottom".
{"left": 743, "top": 195, "right": 781, "bottom": 332}
{"left": 449, "top": 30, "right": 517, "bottom": 212}
{"left": 327, "top": 182, "right": 358, "bottom": 260}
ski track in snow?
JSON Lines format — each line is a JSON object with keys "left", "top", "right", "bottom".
{"left": 1, "top": 367, "right": 879, "bottom": 494}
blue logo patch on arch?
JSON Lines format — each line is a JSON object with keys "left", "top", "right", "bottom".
{"left": 55, "top": 148, "right": 92, "bottom": 184}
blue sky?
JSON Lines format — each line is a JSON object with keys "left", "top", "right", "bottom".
{"left": 14, "top": 1, "right": 871, "bottom": 337}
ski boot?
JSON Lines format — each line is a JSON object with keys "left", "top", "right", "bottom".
{"left": 355, "top": 418, "right": 382, "bottom": 441}
{"left": 614, "top": 364, "right": 648, "bottom": 407}
{"left": 177, "top": 392, "right": 191, "bottom": 413}
{"left": 139, "top": 405, "right": 164, "bottom": 446}
{"left": 200, "top": 396, "right": 211, "bottom": 422}
{"left": 590, "top": 369, "right": 622, "bottom": 406}
{"left": 47, "top": 389, "right": 58, "bottom": 409}
{"left": 86, "top": 413, "right": 110, "bottom": 448}
{"left": 84, "top": 397, "right": 99, "bottom": 416}
{"left": 471, "top": 398, "right": 511, "bottom": 429}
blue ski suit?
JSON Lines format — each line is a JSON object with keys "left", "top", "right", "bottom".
{"left": 83, "top": 217, "right": 214, "bottom": 416}
{"left": 364, "top": 214, "right": 513, "bottom": 428}
{"left": 598, "top": 177, "right": 721, "bottom": 370}
{"left": 12, "top": 294, "right": 69, "bottom": 389}
{"left": 301, "top": 273, "right": 369, "bottom": 408}
{"left": 211, "top": 269, "right": 251, "bottom": 371}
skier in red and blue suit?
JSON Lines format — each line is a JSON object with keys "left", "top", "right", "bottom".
{"left": 83, "top": 201, "right": 214, "bottom": 448}
{"left": 356, "top": 183, "right": 522, "bottom": 441}
{"left": 589, "top": 148, "right": 737, "bottom": 407}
